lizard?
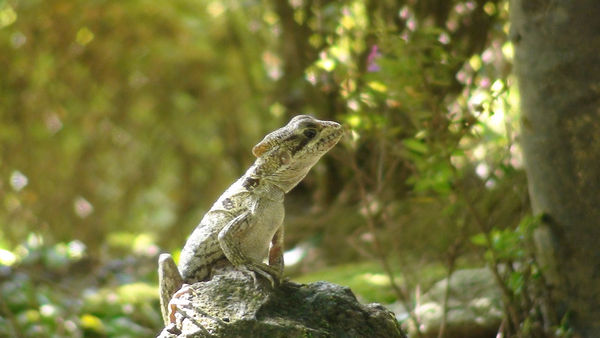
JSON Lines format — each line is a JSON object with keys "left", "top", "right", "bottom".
{"left": 158, "top": 115, "right": 343, "bottom": 325}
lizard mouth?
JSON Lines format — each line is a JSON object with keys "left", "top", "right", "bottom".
{"left": 316, "top": 121, "right": 343, "bottom": 150}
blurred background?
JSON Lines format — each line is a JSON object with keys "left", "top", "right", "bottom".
{"left": 1, "top": 0, "right": 531, "bottom": 336}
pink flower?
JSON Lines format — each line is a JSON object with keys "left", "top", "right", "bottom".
{"left": 367, "top": 45, "right": 381, "bottom": 72}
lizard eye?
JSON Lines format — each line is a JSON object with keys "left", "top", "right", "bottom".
{"left": 303, "top": 129, "right": 317, "bottom": 139}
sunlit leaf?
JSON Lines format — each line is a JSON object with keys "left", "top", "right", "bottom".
{"left": 469, "top": 55, "right": 482, "bottom": 71}
{"left": 75, "top": 27, "right": 94, "bottom": 46}
{"left": 346, "top": 114, "right": 362, "bottom": 128}
{"left": 80, "top": 314, "right": 105, "bottom": 333}
{"left": 117, "top": 283, "right": 158, "bottom": 303}
{"left": 316, "top": 57, "right": 336, "bottom": 71}
{"left": 367, "top": 81, "right": 387, "bottom": 93}
{"left": 0, "top": 4, "right": 16, "bottom": 28}
{"left": 470, "top": 233, "right": 487, "bottom": 246}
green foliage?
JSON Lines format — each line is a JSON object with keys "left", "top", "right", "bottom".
{"left": 471, "top": 214, "right": 539, "bottom": 266}
{"left": 0, "top": 234, "right": 162, "bottom": 336}
{"left": 0, "top": 0, "right": 274, "bottom": 250}
{"left": 470, "top": 215, "right": 554, "bottom": 335}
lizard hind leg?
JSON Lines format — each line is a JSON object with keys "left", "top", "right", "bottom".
{"left": 217, "top": 212, "right": 282, "bottom": 287}
{"left": 158, "top": 253, "right": 184, "bottom": 325}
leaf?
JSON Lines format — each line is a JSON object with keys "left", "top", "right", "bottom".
{"left": 470, "top": 233, "right": 487, "bottom": 246}
{"left": 367, "top": 81, "right": 387, "bottom": 93}
{"left": 80, "top": 314, "right": 105, "bottom": 333}
{"left": 402, "top": 138, "right": 428, "bottom": 155}
{"left": 508, "top": 271, "right": 524, "bottom": 294}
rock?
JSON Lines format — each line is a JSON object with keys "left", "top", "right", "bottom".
{"left": 385, "top": 301, "right": 409, "bottom": 322}
{"left": 158, "top": 267, "right": 406, "bottom": 338}
{"left": 404, "top": 268, "right": 503, "bottom": 338}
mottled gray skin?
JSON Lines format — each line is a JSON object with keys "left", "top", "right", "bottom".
{"left": 159, "top": 115, "right": 343, "bottom": 325}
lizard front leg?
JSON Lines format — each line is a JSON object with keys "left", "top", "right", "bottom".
{"left": 158, "top": 253, "right": 184, "bottom": 325}
{"left": 217, "top": 212, "right": 282, "bottom": 286}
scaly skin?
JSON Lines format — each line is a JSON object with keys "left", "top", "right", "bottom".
{"left": 158, "top": 115, "right": 343, "bottom": 325}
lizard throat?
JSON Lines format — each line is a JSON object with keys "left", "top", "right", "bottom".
{"left": 246, "top": 164, "right": 311, "bottom": 194}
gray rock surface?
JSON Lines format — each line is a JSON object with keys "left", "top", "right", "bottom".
{"left": 404, "top": 268, "right": 503, "bottom": 338}
{"left": 157, "top": 266, "right": 406, "bottom": 338}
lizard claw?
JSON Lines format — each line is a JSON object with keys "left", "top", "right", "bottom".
{"left": 242, "top": 262, "right": 281, "bottom": 288}
{"left": 167, "top": 284, "right": 194, "bottom": 324}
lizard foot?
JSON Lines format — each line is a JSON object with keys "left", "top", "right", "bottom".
{"left": 167, "top": 284, "right": 225, "bottom": 335}
{"left": 167, "top": 284, "right": 193, "bottom": 324}
{"left": 240, "top": 262, "right": 281, "bottom": 288}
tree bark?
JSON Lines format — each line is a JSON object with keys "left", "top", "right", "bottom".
{"left": 511, "top": 1, "right": 600, "bottom": 336}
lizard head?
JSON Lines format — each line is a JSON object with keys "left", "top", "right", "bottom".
{"left": 251, "top": 115, "right": 343, "bottom": 192}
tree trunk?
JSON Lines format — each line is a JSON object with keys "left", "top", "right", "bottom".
{"left": 511, "top": 1, "right": 600, "bottom": 336}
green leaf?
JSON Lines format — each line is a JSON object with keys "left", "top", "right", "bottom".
{"left": 402, "top": 138, "right": 428, "bottom": 155}
{"left": 470, "top": 233, "right": 487, "bottom": 246}
{"left": 80, "top": 314, "right": 105, "bottom": 334}
{"left": 508, "top": 271, "right": 524, "bottom": 294}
